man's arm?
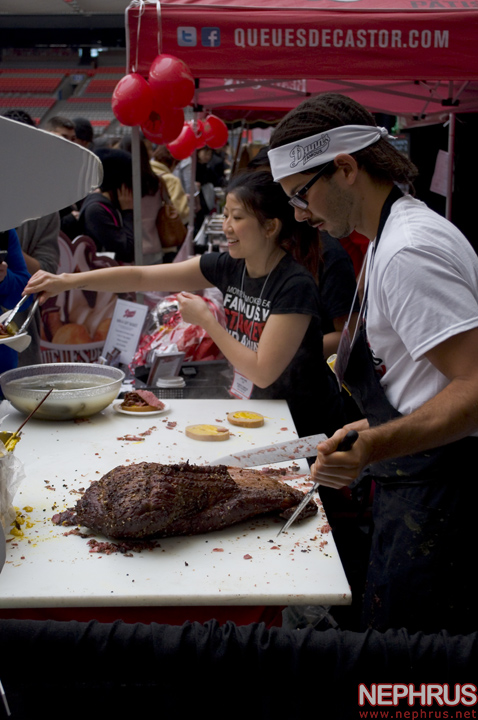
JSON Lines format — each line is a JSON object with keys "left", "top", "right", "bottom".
{"left": 311, "top": 326, "right": 478, "bottom": 488}
{"left": 16, "top": 213, "right": 61, "bottom": 275}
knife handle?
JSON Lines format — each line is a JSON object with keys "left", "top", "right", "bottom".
{"left": 335, "top": 429, "right": 359, "bottom": 452}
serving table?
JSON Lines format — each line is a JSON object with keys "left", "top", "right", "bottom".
{"left": 0, "top": 398, "right": 351, "bottom": 623}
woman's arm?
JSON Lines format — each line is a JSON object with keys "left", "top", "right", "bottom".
{"left": 177, "top": 291, "right": 311, "bottom": 388}
{"left": 24, "top": 256, "right": 212, "bottom": 304}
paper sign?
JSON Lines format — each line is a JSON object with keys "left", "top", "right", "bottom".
{"left": 229, "top": 370, "right": 254, "bottom": 400}
{"left": 430, "top": 149, "right": 450, "bottom": 197}
{"left": 101, "top": 298, "right": 149, "bottom": 365}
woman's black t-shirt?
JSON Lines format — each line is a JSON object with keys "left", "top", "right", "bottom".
{"left": 200, "top": 251, "right": 344, "bottom": 437}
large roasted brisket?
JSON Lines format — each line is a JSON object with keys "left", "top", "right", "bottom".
{"left": 69, "top": 462, "right": 317, "bottom": 539}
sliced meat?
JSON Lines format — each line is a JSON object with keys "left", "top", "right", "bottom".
{"left": 121, "top": 391, "right": 165, "bottom": 410}
{"left": 134, "top": 390, "right": 165, "bottom": 409}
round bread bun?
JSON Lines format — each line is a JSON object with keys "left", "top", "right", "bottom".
{"left": 93, "top": 318, "right": 112, "bottom": 342}
{"left": 227, "top": 411, "right": 264, "bottom": 428}
{"left": 121, "top": 404, "right": 157, "bottom": 413}
{"left": 52, "top": 323, "right": 92, "bottom": 345}
{"left": 185, "top": 424, "right": 230, "bottom": 442}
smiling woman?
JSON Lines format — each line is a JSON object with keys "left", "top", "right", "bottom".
{"left": 24, "top": 171, "right": 345, "bottom": 438}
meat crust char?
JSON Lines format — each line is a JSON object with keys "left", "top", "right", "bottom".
{"left": 72, "top": 462, "right": 318, "bottom": 539}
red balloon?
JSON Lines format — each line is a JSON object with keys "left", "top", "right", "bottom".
{"left": 148, "top": 54, "right": 195, "bottom": 109}
{"left": 167, "top": 123, "right": 198, "bottom": 161}
{"left": 141, "top": 107, "right": 184, "bottom": 144}
{"left": 111, "top": 73, "right": 153, "bottom": 127}
{"left": 192, "top": 119, "right": 206, "bottom": 149}
{"left": 203, "top": 115, "right": 229, "bottom": 149}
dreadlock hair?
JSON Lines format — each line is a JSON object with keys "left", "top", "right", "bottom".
{"left": 226, "top": 169, "right": 321, "bottom": 280}
{"left": 270, "top": 93, "right": 418, "bottom": 192}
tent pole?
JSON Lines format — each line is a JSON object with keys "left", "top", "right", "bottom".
{"left": 231, "top": 120, "right": 245, "bottom": 177}
{"left": 188, "top": 79, "right": 200, "bottom": 255}
{"left": 446, "top": 113, "right": 455, "bottom": 221}
{"left": 131, "top": 125, "right": 144, "bottom": 275}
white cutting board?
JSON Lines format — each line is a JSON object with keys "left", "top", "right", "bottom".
{"left": 0, "top": 399, "right": 351, "bottom": 610}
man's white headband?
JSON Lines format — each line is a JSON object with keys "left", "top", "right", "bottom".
{"left": 268, "top": 124, "right": 390, "bottom": 181}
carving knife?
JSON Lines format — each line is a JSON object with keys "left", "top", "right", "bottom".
{"left": 277, "top": 429, "right": 359, "bottom": 536}
{"left": 211, "top": 433, "right": 328, "bottom": 468}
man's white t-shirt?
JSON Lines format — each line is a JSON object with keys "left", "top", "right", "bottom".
{"left": 365, "top": 194, "right": 478, "bottom": 417}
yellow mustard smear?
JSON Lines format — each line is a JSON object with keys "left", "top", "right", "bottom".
{"left": 9, "top": 506, "right": 35, "bottom": 538}
{"left": 194, "top": 425, "right": 227, "bottom": 434}
{"left": 232, "top": 412, "right": 263, "bottom": 420}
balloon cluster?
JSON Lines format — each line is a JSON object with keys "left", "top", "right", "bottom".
{"left": 111, "top": 54, "right": 228, "bottom": 160}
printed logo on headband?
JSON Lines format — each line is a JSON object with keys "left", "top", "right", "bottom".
{"left": 289, "top": 134, "right": 330, "bottom": 169}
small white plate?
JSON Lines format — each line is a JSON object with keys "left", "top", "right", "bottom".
{"left": 156, "top": 377, "right": 186, "bottom": 388}
{"left": 0, "top": 332, "right": 31, "bottom": 351}
{"left": 113, "top": 401, "right": 171, "bottom": 416}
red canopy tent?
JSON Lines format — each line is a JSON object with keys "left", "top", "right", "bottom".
{"left": 124, "top": 0, "right": 478, "bottom": 259}
{"left": 125, "top": 0, "right": 478, "bottom": 123}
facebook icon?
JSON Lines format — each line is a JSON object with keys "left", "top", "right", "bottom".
{"left": 201, "top": 27, "right": 221, "bottom": 47}
{"left": 177, "top": 27, "right": 197, "bottom": 46}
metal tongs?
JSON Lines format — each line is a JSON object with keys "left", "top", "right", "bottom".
{"left": 1, "top": 294, "right": 39, "bottom": 336}
{"left": 277, "top": 430, "right": 359, "bottom": 536}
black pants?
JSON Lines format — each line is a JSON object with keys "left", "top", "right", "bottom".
{"left": 362, "top": 461, "right": 478, "bottom": 635}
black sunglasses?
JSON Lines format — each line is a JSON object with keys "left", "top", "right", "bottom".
{"left": 288, "top": 162, "right": 333, "bottom": 210}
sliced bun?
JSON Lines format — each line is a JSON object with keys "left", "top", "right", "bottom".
{"left": 121, "top": 404, "right": 158, "bottom": 413}
{"left": 227, "top": 411, "right": 264, "bottom": 428}
{"left": 185, "top": 424, "right": 230, "bottom": 442}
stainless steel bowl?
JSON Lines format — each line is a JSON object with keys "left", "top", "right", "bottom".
{"left": 0, "top": 363, "right": 124, "bottom": 420}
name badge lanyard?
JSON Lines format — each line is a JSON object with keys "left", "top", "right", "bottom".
{"left": 333, "top": 186, "right": 403, "bottom": 389}
{"left": 230, "top": 262, "right": 274, "bottom": 400}
{"left": 333, "top": 243, "right": 372, "bottom": 389}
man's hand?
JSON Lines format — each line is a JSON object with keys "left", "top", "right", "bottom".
{"left": 311, "top": 419, "right": 371, "bottom": 489}
{"left": 0, "top": 262, "right": 8, "bottom": 284}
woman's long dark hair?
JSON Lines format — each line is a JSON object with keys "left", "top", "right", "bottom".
{"left": 226, "top": 170, "right": 321, "bottom": 280}
{"left": 119, "top": 135, "right": 159, "bottom": 197}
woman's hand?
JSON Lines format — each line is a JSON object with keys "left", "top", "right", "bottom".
{"left": 176, "top": 291, "right": 215, "bottom": 328}
{"left": 310, "top": 419, "right": 372, "bottom": 489}
{"left": 23, "top": 270, "right": 69, "bottom": 304}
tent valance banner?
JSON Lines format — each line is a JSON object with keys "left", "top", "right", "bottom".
{"left": 124, "top": 0, "right": 476, "bottom": 226}
{"left": 126, "top": 0, "right": 478, "bottom": 83}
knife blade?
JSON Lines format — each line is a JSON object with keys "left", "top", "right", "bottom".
{"left": 277, "top": 429, "right": 359, "bottom": 537}
{"left": 211, "top": 433, "right": 328, "bottom": 468}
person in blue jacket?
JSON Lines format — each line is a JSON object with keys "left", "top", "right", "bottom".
{"left": 0, "top": 229, "right": 31, "bottom": 380}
